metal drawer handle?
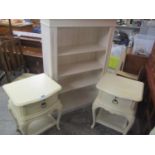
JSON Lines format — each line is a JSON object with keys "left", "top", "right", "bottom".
{"left": 41, "top": 102, "right": 47, "bottom": 108}
{"left": 112, "top": 97, "right": 118, "bottom": 104}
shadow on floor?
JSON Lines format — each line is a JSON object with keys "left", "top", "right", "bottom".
{"left": 43, "top": 106, "right": 120, "bottom": 135}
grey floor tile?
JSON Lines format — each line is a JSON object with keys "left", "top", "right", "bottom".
{"left": 0, "top": 107, "right": 14, "bottom": 121}
{"left": 0, "top": 120, "right": 19, "bottom": 135}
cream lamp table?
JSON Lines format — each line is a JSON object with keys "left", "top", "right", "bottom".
{"left": 3, "top": 73, "right": 63, "bottom": 135}
{"left": 91, "top": 73, "right": 144, "bottom": 134}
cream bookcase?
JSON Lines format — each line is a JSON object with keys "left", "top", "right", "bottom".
{"left": 41, "top": 20, "right": 116, "bottom": 112}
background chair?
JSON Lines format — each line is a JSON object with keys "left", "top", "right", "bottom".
{"left": 0, "top": 50, "right": 8, "bottom": 84}
{"left": 116, "top": 53, "right": 147, "bottom": 80}
{"left": 0, "top": 37, "right": 34, "bottom": 82}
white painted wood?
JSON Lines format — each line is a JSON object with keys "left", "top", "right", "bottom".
{"left": 13, "top": 31, "right": 42, "bottom": 38}
{"left": 58, "top": 27, "right": 106, "bottom": 48}
{"left": 3, "top": 73, "right": 63, "bottom": 134}
{"left": 59, "top": 61, "right": 103, "bottom": 78}
{"left": 150, "top": 127, "right": 155, "bottom": 134}
{"left": 3, "top": 73, "right": 62, "bottom": 106}
{"left": 59, "top": 71, "right": 102, "bottom": 93}
{"left": 97, "top": 72, "right": 144, "bottom": 102}
{"left": 8, "top": 99, "right": 62, "bottom": 134}
{"left": 102, "top": 27, "right": 115, "bottom": 72}
{"left": 60, "top": 86, "right": 98, "bottom": 113}
{"left": 41, "top": 23, "right": 58, "bottom": 80}
{"left": 91, "top": 92, "right": 136, "bottom": 134}
{"left": 58, "top": 44, "right": 106, "bottom": 56}
{"left": 91, "top": 73, "right": 144, "bottom": 134}
{"left": 96, "top": 109, "right": 128, "bottom": 133}
{"left": 58, "top": 52, "right": 98, "bottom": 65}
{"left": 41, "top": 20, "right": 116, "bottom": 111}
{"left": 41, "top": 19, "right": 116, "bottom": 27}
{"left": 116, "top": 70, "right": 138, "bottom": 80}
{"left": 96, "top": 91, "right": 137, "bottom": 115}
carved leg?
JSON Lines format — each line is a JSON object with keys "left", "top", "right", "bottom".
{"left": 91, "top": 106, "right": 97, "bottom": 129}
{"left": 56, "top": 109, "right": 62, "bottom": 130}
{"left": 20, "top": 121, "right": 30, "bottom": 135}
{"left": 55, "top": 101, "right": 63, "bottom": 130}
{"left": 8, "top": 105, "right": 20, "bottom": 133}
{"left": 15, "top": 119, "right": 20, "bottom": 132}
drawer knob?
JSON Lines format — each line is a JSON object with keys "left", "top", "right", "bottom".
{"left": 112, "top": 97, "right": 118, "bottom": 104}
{"left": 41, "top": 102, "right": 47, "bottom": 108}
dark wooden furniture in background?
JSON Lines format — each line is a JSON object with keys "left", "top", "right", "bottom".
{"left": 123, "top": 54, "right": 148, "bottom": 75}
{"left": 0, "top": 46, "right": 8, "bottom": 83}
{"left": 116, "top": 53, "right": 148, "bottom": 81}
{"left": 144, "top": 43, "right": 155, "bottom": 133}
{"left": 0, "top": 30, "right": 43, "bottom": 82}
{"left": 13, "top": 31, "right": 43, "bottom": 73}
{"left": 0, "top": 38, "right": 28, "bottom": 81}
{"left": 0, "top": 22, "right": 33, "bottom": 35}
{"left": 0, "top": 21, "right": 43, "bottom": 75}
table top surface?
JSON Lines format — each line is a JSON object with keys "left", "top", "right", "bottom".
{"left": 13, "top": 31, "right": 41, "bottom": 38}
{"left": 0, "top": 22, "right": 32, "bottom": 27}
{"left": 3, "top": 73, "right": 62, "bottom": 106}
{"left": 97, "top": 73, "right": 144, "bottom": 102}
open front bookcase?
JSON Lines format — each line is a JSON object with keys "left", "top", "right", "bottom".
{"left": 41, "top": 20, "right": 116, "bottom": 113}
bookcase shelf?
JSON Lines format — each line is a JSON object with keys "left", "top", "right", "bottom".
{"left": 59, "top": 71, "right": 102, "bottom": 93}
{"left": 59, "top": 61, "right": 103, "bottom": 78}
{"left": 41, "top": 20, "right": 116, "bottom": 112}
{"left": 58, "top": 44, "right": 106, "bottom": 56}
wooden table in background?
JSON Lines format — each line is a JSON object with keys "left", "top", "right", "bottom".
{"left": 13, "top": 31, "right": 43, "bottom": 74}
{"left": 22, "top": 46, "right": 43, "bottom": 74}
{"left": 0, "top": 23, "right": 33, "bottom": 35}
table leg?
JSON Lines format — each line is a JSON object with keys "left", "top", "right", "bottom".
{"left": 91, "top": 106, "right": 97, "bottom": 129}
{"left": 56, "top": 110, "right": 62, "bottom": 130}
{"left": 20, "top": 121, "right": 29, "bottom": 134}
{"left": 123, "top": 117, "right": 135, "bottom": 135}
{"left": 56, "top": 103, "right": 63, "bottom": 130}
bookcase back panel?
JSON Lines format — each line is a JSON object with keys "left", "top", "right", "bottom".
{"left": 58, "top": 52, "right": 97, "bottom": 65}
{"left": 59, "top": 70, "right": 102, "bottom": 93}
{"left": 57, "top": 27, "right": 109, "bottom": 48}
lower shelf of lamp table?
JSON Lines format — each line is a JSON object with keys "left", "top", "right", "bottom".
{"left": 96, "top": 109, "right": 128, "bottom": 133}
{"left": 21, "top": 115, "right": 57, "bottom": 135}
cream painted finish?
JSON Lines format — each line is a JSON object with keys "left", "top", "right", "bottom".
{"left": 116, "top": 70, "right": 138, "bottom": 80}
{"left": 3, "top": 73, "right": 63, "bottom": 134}
{"left": 150, "top": 127, "right": 155, "bottom": 134}
{"left": 3, "top": 73, "right": 62, "bottom": 106}
{"left": 91, "top": 73, "right": 144, "bottom": 134}
{"left": 97, "top": 73, "right": 144, "bottom": 102}
{"left": 8, "top": 100, "right": 62, "bottom": 135}
{"left": 41, "top": 19, "right": 116, "bottom": 112}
